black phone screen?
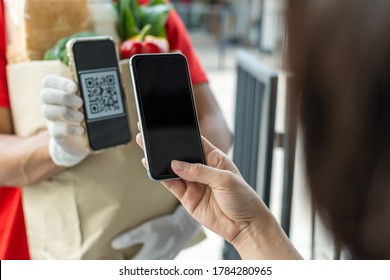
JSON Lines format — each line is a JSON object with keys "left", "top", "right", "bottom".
{"left": 131, "top": 53, "right": 204, "bottom": 180}
{"left": 71, "top": 38, "right": 130, "bottom": 151}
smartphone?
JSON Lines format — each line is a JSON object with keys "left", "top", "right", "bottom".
{"left": 66, "top": 36, "right": 131, "bottom": 151}
{"left": 130, "top": 53, "right": 205, "bottom": 181}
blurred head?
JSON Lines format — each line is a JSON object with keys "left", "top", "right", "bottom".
{"left": 287, "top": 0, "right": 390, "bottom": 259}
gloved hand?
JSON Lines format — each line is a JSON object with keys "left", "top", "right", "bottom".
{"left": 41, "top": 74, "right": 90, "bottom": 167}
{"left": 111, "top": 204, "right": 203, "bottom": 260}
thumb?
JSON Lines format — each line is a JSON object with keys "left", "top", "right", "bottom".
{"left": 171, "top": 160, "right": 227, "bottom": 187}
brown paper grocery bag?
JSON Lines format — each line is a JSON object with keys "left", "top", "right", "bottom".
{"left": 6, "top": 60, "right": 205, "bottom": 259}
{"left": 5, "top": 0, "right": 91, "bottom": 63}
{"left": 7, "top": 61, "right": 71, "bottom": 136}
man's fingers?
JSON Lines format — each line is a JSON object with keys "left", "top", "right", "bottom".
{"left": 47, "top": 121, "right": 84, "bottom": 139}
{"left": 43, "top": 104, "right": 84, "bottom": 123}
{"left": 41, "top": 88, "right": 83, "bottom": 108}
{"left": 43, "top": 74, "right": 78, "bottom": 93}
{"left": 111, "top": 224, "right": 148, "bottom": 250}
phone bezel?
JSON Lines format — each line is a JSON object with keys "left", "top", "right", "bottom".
{"left": 66, "top": 36, "right": 131, "bottom": 152}
{"left": 129, "top": 52, "right": 205, "bottom": 181}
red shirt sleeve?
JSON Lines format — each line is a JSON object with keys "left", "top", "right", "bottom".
{"left": 165, "top": 7, "right": 209, "bottom": 85}
{"left": 0, "top": 0, "right": 10, "bottom": 108}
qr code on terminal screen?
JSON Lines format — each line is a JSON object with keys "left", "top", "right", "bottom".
{"left": 80, "top": 69, "right": 124, "bottom": 120}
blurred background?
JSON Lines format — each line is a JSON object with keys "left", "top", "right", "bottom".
{"left": 172, "top": 0, "right": 338, "bottom": 260}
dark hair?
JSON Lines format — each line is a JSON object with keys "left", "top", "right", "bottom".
{"left": 287, "top": 0, "right": 390, "bottom": 259}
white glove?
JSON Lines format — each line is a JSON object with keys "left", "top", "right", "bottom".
{"left": 41, "top": 74, "right": 90, "bottom": 167}
{"left": 111, "top": 205, "right": 203, "bottom": 260}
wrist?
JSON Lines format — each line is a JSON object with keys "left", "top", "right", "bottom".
{"left": 231, "top": 212, "right": 302, "bottom": 260}
{"left": 230, "top": 212, "right": 271, "bottom": 259}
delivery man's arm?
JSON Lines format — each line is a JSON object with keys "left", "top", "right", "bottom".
{"left": 165, "top": 9, "right": 232, "bottom": 154}
{"left": 0, "top": 108, "right": 64, "bottom": 186}
{"left": 193, "top": 83, "right": 231, "bottom": 154}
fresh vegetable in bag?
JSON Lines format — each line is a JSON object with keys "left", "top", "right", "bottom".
{"left": 43, "top": 32, "right": 97, "bottom": 65}
{"left": 120, "top": 24, "right": 169, "bottom": 58}
{"left": 115, "top": 0, "right": 172, "bottom": 58}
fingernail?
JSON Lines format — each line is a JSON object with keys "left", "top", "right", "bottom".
{"left": 171, "top": 160, "right": 187, "bottom": 172}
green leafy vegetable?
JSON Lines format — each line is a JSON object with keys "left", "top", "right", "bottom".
{"left": 43, "top": 32, "right": 97, "bottom": 65}
{"left": 115, "top": 0, "right": 172, "bottom": 42}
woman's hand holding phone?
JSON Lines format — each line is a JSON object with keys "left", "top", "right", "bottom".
{"left": 136, "top": 131, "right": 303, "bottom": 260}
{"left": 135, "top": 130, "right": 268, "bottom": 256}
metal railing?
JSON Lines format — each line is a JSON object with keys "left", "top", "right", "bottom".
{"left": 223, "top": 49, "right": 278, "bottom": 259}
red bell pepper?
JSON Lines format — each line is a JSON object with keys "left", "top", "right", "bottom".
{"left": 120, "top": 24, "right": 169, "bottom": 59}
